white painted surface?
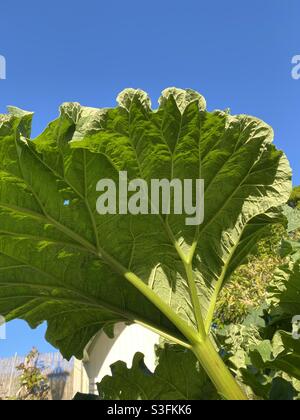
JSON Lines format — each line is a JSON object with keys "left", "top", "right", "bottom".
{"left": 83, "top": 323, "right": 159, "bottom": 394}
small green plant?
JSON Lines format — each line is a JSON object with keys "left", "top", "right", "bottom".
{"left": 15, "top": 348, "right": 49, "bottom": 400}
{"left": 0, "top": 88, "right": 293, "bottom": 400}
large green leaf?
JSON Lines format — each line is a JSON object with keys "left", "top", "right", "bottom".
{"left": 247, "top": 332, "right": 300, "bottom": 383}
{"left": 98, "top": 345, "right": 218, "bottom": 400}
{"left": 279, "top": 206, "right": 300, "bottom": 262}
{"left": 0, "top": 88, "right": 291, "bottom": 359}
{"left": 218, "top": 314, "right": 300, "bottom": 400}
{"left": 268, "top": 260, "right": 300, "bottom": 315}
{"left": 280, "top": 240, "right": 300, "bottom": 261}
{"left": 283, "top": 205, "right": 300, "bottom": 233}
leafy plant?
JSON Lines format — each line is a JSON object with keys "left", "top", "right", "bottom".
{"left": 215, "top": 225, "right": 300, "bottom": 400}
{"left": 15, "top": 348, "right": 49, "bottom": 400}
{"left": 217, "top": 308, "right": 300, "bottom": 400}
{"left": 216, "top": 254, "right": 284, "bottom": 325}
{"left": 0, "top": 88, "right": 292, "bottom": 400}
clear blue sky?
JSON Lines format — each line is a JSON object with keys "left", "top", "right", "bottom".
{"left": 0, "top": 0, "right": 299, "bottom": 357}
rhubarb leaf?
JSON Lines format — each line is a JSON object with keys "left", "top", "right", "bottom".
{"left": 0, "top": 88, "right": 291, "bottom": 359}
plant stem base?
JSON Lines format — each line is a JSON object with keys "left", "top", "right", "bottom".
{"left": 192, "top": 338, "right": 248, "bottom": 400}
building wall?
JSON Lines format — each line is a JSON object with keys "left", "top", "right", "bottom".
{"left": 83, "top": 323, "right": 159, "bottom": 394}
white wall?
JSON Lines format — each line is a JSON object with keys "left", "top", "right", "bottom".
{"left": 83, "top": 323, "right": 159, "bottom": 394}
